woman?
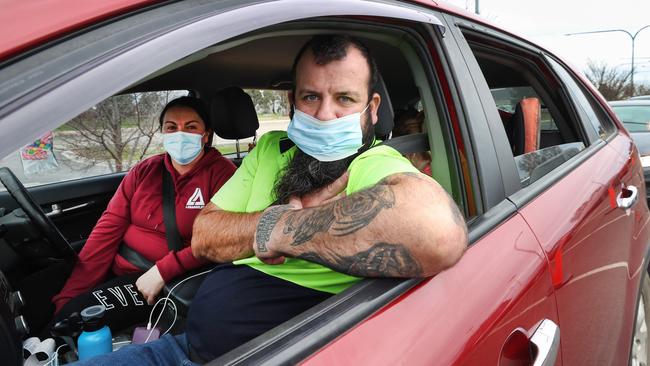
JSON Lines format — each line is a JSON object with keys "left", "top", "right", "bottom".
{"left": 50, "top": 96, "right": 237, "bottom": 331}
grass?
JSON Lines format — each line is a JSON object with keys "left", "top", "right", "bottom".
{"left": 258, "top": 114, "right": 289, "bottom": 121}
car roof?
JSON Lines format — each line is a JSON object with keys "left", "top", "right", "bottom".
{"left": 0, "top": 0, "right": 156, "bottom": 62}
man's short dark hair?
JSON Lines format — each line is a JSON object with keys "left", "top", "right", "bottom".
{"left": 291, "top": 35, "right": 379, "bottom": 99}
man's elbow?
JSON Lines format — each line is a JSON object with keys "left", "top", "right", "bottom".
{"left": 422, "top": 222, "right": 468, "bottom": 277}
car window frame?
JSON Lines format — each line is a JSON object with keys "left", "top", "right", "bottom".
{"left": 447, "top": 18, "right": 615, "bottom": 210}
{"left": 0, "top": 0, "right": 445, "bottom": 160}
{"left": 544, "top": 54, "right": 618, "bottom": 142}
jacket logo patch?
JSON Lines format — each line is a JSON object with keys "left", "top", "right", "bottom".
{"left": 186, "top": 188, "right": 205, "bottom": 209}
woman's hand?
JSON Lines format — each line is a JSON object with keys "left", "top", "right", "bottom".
{"left": 136, "top": 265, "right": 165, "bottom": 305}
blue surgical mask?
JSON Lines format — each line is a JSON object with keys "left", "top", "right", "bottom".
{"left": 163, "top": 131, "right": 204, "bottom": 165}
{"left": 287, "top": 105, "right": 369, "bottom": 162}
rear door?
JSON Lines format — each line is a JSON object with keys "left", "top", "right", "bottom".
{"left": 518, "top": 57, "right": 650, "bottom": 365}
{"left": 451, "top": 17, "right": 650, "bottom": 365}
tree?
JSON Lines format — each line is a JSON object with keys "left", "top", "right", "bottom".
{"left": 245, "top": 89, "right": 289, "bottom": 116}
{"left": 60, "top": 91, "right": 174, "bottom": 172}
{"left": 584, "top": 60, "right": 631, "bottom": 101}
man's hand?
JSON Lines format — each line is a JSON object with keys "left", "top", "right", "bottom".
{"left": 136, "top": 266, "right": 165, "bottom": 305}
{"left": 299, "top": 171, "right": 349, "bottom": 208}
{"left": 253, "top": 172, "right": 349, "bottom": 264}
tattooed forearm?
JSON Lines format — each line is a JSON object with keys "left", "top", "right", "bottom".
{"left": 298, "top": 242, "right": 423, "bottom": 277}
{"left": 283, "top": 183, "right": 396, "bottom": 246}
{"left": 283, "top": 206, "right": 335, "bottom": 245}
{"left": 332, "top": 185, "right": 395, "bottom": 235}
{"left": 255, "top": 205, "right": 292, "bottom": 253}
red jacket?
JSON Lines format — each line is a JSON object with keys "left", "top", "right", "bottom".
{"left": 52, "top": 148, "right": 236, "bottom": 312}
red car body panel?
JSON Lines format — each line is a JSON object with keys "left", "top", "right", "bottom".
{"left": 519, "top": 132, "right": 650, "bottom": 365}
{"left": 0, "top": 0, "right": 155, "bottom": 61}
{"left": 302, "top": 214, "right": 560, "bottom": 365}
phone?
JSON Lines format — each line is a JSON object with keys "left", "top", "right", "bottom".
{"left": 132, "top": 326, "right": 160, "bottom": 344}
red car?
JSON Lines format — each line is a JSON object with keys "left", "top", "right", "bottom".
{"left": 0, "top": 1, "right": 648, "bottom": 365}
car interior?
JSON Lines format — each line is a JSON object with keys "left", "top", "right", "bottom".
{"left": 0, "top": 20, "right": 463, "bottom": 364}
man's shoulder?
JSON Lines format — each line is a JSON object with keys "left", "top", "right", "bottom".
{"left": 352, "top": 144, "right": 408, "bottom": 165}
{"left": 258, "top": 130, "right": 288, "bottom": 144}
{"left": 253, "top": 130, "right": 292, "bottom": 156}
{"left": 346, "top": 144, "right": 418, "bottom": 194}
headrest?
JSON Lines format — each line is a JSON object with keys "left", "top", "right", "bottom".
{"left": 210, "top": 87, "right": 259, "bottom": 140}
{"left": 374, "top": 75, "right": 394, "bottom": 138}
{"left": 509, "top": 97, "right": 541, "bottom": 156}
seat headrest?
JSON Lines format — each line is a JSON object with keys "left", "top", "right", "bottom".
{"left": 508, "top": 97, "right": 541, "bottom": 156}
{"left": 374, "top": 75, "right": 394, "bottom": 138}
{"left": 210, "top": 87, "right": 259, "bottom": 140}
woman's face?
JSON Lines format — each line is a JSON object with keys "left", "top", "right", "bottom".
{"left": 162, "top": 106, "right": 210, "bottom": 145}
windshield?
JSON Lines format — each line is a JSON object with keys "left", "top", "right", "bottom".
{"left": 611, "top": 105, "right": 650, "bottom": 132}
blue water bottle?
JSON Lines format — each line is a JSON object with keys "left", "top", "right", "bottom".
{"left": 77, "top": 305, "right": 112, "bottom": 360}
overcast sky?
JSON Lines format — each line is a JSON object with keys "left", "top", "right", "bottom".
{"left": 444, "top": 0, "right": 650, "bottom": 84}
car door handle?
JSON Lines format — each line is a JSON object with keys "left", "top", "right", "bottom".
{"left": 45, "top": 201, "right": 95, "bottom": 217}
{"left": 530, "top": 319, "right": 560, "bottom": 366}
{"left": 616, "top": 185, "right": 638, "bottom": 210}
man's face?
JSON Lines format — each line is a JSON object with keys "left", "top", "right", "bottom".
{"left": 274, "top": 45, "right": 382, "bottom": 205}
{"left": 291, "top": 46, "right": 380, "bottom": 130}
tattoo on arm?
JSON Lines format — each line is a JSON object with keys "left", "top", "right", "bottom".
{"left": 255, "top": 205, "right": 292, "bottom": 252}
{"left": 283, "top": 183, "right": 396, "bottom": 246}
{"left": 298, "top": 242, "right": 423, "bottom": 277}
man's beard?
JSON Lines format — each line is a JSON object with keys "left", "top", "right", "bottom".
{"left": 273, "top": 112, "right": 375, "bottom": 204}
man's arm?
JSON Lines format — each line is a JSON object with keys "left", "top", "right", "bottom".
{"left": 191, "top": 202, "right": 262, "bottom": 262}
{"left": 255, "top": 172, "right": 468, "bottom": 277}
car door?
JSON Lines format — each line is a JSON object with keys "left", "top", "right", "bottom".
{"left": 216, "top": 7, "right": 561, "bottom": 365}
{"left": 516, "top": 57, "right": 650, "bottom": 365}
{"left": 0, "top": 172, "right": 123, "bottom": 255}
{"left": 447, "top": 17, "right": 650, "bottom": 366}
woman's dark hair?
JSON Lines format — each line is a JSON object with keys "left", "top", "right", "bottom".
{"left": 159, "top": 96, "right": 213, "bottom": 146}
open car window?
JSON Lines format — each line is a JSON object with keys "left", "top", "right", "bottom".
{"left": 458, "top": 29, "right": 600, "bottom": 188}
{"left": 0, "top": 91, "right": 188, "bottom": 190}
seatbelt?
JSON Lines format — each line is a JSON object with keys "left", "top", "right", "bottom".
{"left": 383, "top": 132, "right": 430, "bottom": 154}
{"left": 162, "top": 166, "right": 183, "bottom": 251}
{"left": 118, "top": 164, "right": 183, "bottom": 270}
{"left": 118, "top": 245, "right": 153, "bottom": 271}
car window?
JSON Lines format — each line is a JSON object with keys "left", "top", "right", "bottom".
{"left": 0, "top": 91, "right": 187, "bottom": 190}
{"left": 611, "top": 105, "right": 650, "bottom": 132}
{"left": 545, "top": 56, "right": 617, "bottom": 140}
{"left": 461, "top": 31, "right": 593, "bottom": 187}
{"left": 490, "top": 86, "right": 558, "bottom": 131}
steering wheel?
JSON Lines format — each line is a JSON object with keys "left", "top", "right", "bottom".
{"left": 0, "top": 167, "right": 77, "bottom": 263}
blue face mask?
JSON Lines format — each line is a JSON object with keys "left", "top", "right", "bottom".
{"left": 287, "top": 105, "right": 369, "bottom": 162}
{"left": 163, "top": 131, "right": 204, "bottom": 165}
